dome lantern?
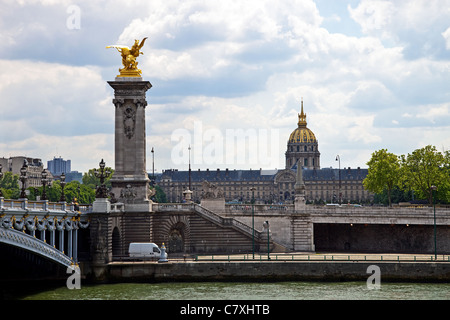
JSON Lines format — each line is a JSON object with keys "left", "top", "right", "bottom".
{"left": 297, "top": 98, "right": 307, "bottom": 128}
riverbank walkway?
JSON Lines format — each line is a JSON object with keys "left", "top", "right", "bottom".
{"left": 111, "top": 252, "right": 450, "bottom": 264}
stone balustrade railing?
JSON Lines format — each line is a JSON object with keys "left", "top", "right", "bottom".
{"left": 0, "top": 197, "right": 90, "bottom": 264}
{"left": 0, "top": 197, "right": 92, "bottom": 213}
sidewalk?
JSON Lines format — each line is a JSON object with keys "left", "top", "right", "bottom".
{"left": 192, "top": 252, "right": 450, "bottom": 262}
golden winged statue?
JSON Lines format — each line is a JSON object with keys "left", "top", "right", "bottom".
{"left": 106, "top": 37, "right": 148, "bottom": 77}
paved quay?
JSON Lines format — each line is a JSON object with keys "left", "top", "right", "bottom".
{"left": 111, "top": 252, "right": 450, "bottom": 263}
{"left": 191, "top": 252, "right": 450, "bottom": 262}
{"left": 102, "top": 252, "right": 450, "bottom": 283}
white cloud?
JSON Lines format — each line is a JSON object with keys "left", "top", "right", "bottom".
{"left": 1, "top": 0, "right": 450, "bottom": 173}
{"left": 443, "top": 27, "right": 450, "bottom": 50}
{"left": 348, "top": 0, "right": 395, "bottom": 35}
{"left": 0, "top": 59, "right": 113, "bottom": 172}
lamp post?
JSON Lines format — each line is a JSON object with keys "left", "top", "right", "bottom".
{"left": 94, "top": 159, "right": 110, "bottom": 198}
{"left": 41, "top": 169, "right": 50, "bottom": 200}
{"left": 335, "top": 155, "right": 341, "bottom": 205}
{"left": 431, "top": 185, "right": 437, "bottom": 260}
{"left": 263, "top": 220, "right": 270, "bottom": 260}
{"left": 151, "top": 147, "right": 155, "bottom": 186}
{"left": 59, "top": 172, "right": 66, "bottom": 202}
{"left": 188, "top": 145, "right": 192, "bottom": 191}
{"left": 19, "top": 160, "right": 28, "bottom": 199}
{"left": 0, "top": 164, "right": 3, "bottom": 197}
{"left": 250, "top": 186, "right": 256, "bottom": 259}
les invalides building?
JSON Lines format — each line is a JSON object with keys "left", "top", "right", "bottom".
{"left": 156, "top": 101, "right": 373, "bottom": 204}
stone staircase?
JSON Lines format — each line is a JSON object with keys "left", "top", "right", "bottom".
{"left": 193, "top": 204, "right": 291, "bottom": 253}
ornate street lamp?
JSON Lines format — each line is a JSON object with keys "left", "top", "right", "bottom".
{"left": 263, "top": 220, "right": 270, "bottom": 260}
{"left": 41, "top": 169, "right": 50, "bottom": 200}
{"left": 250, "top": 186, "right": 256, "bottom": 259}
{"left": 335, "top": 155, "right": 341, "bottom": 205}
{"left": 59, "top": 172, "right": 66, "bottom": 202}
{"left": 94, "top": 159, "right": 110, "bottom": 198}
{"left": 19, "top": 160, "right": 28, "bottom": 199}
{"left": 188, "top": 145, "right": 192, "bottom": 191}
{"left": 151, "top": 147, "right": 155, "bottom": 186}
{"left": 431, "top": 185, "right": 437, "bottom": 260}
{"left": 0, "top": 164, "right": 3, "bottom": 197}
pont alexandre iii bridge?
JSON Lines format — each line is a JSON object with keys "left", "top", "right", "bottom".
{"left": 1, "top": 193, "right": 449, "bottom": 281}
{"left": 2, "top": 75, "right": 449, "bottom": 282}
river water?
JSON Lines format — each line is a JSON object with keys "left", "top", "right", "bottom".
{"left": 21, "top": 281, "right": 450, "bottom": 300}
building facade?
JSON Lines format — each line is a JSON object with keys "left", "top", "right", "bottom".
{"left": 156, "top": 101, "right": 373, "bottom": 204}
{"left": 0, "top": 156, "right": 50, "bottom": 188}
{"left": 47, "top": 156, "right": 71, "bottom": 176}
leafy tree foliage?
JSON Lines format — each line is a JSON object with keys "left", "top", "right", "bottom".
{"left": 152, "top": 184, "right": 167, "bottom": 203}
{"left": 82, "top": 167, "right": 114, "bottom": 189}
{"left": 0, "top": 171, "right": 20, "bottom": 199}
{"left": 367, "top": 145, "right": 450, "bottom": 206}
{"left": 0, "top": 164, "right": 169, "bottom": 205}
{"left": 400, "top": 145, "right": 449, "bottom": 205}
{"left": 363, "top": 149, "right": 401, "bottom": 206}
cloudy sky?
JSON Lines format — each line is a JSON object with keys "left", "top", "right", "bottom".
{"left": 1, "top": 0, "right": 450, "bottom": 174}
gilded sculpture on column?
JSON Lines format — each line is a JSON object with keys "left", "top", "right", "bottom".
{"left": 106, "top": 37, "right": 148, "bottom": 77}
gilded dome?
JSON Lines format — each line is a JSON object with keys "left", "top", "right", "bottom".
{"left": 288, "top": 100, "right": 317, "bottom": 143}
{"left": 289, "top": 127, "right": 317, "bottom": 143}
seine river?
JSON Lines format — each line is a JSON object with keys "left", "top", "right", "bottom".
{"left": 21, "top": 281, "right": 450, "bottom": 300}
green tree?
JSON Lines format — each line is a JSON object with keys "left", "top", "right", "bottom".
{"left": 363, "top": 149, "right": 401, "bottom": 206}
{"left": 0, "top": 171, "right": 20, "bottom": 199}
{"left": 60, "top": 180, "right": 96, "bottom": 204}
{"left": 152, "top": 185, "right": 167, "bottom": 203}
{"left": 82, "top": 167, "right": 114, "bottom": 189}
{"left": 443, "top": 150, "right": 450, "bottom": 203}
{"left": 400, "top": 145, "right": 448, "bottom": 205}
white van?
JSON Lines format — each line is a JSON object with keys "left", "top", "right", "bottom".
{"left": 128, "top": 242, "right": 166, "bottom": 259}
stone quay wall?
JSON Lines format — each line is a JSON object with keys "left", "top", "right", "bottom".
{"left": 224, "top": 205, "right": 450, "bottom": 254}
{"left": 106, "top": 261, "right": 450, "bottom": 282}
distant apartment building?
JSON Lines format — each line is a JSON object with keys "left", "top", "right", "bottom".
{"left": 47, "top": 156, "right": 71, "bottom": 176}
{"left": 0, "top": 156, "right": 51, "bottom": 188}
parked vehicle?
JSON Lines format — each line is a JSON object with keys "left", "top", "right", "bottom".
{"left": 128, "top": 242, "right": 165, "bottom": 259}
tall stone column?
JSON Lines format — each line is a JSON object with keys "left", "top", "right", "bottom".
{"left": 108, "top": 77, "right": 153, "bottom": 212}
{"left": 294, "top": 160, "right": 306, "bottom": 211}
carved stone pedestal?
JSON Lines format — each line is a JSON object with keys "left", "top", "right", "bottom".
{"left": 108, "top": 77, "right": 152, "bottom": 211}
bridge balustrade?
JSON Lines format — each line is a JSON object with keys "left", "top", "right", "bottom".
{"left": 0, "top": 197, "right": 90, "bottom": 265}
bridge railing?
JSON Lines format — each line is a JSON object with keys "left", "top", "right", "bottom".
{"left": 194, "top": 253, "right": 450, "bottom": 262}
{"left": 0, "top": 198, "right": 92, "bottom": 213}
{"left": 0, "top": 197, "right": 90, "bottom": 264}
{"left": 226, "top": 204, "right": 295, "bottom": 214}
{"left": 154, "top": 203, "right": 195, "bottom": 212}
{"left": 225, "top": 203, "right": 449, "bottom": 215}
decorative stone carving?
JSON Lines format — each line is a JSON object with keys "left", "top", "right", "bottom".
{"left": 123, "top": 105, "right": 136, "bottom": 139}
{"left": 202, "top": 181, "right": 224, "bottom": 199}
{"left": 120, "top": 184, "right": 137, "bottom": 203}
